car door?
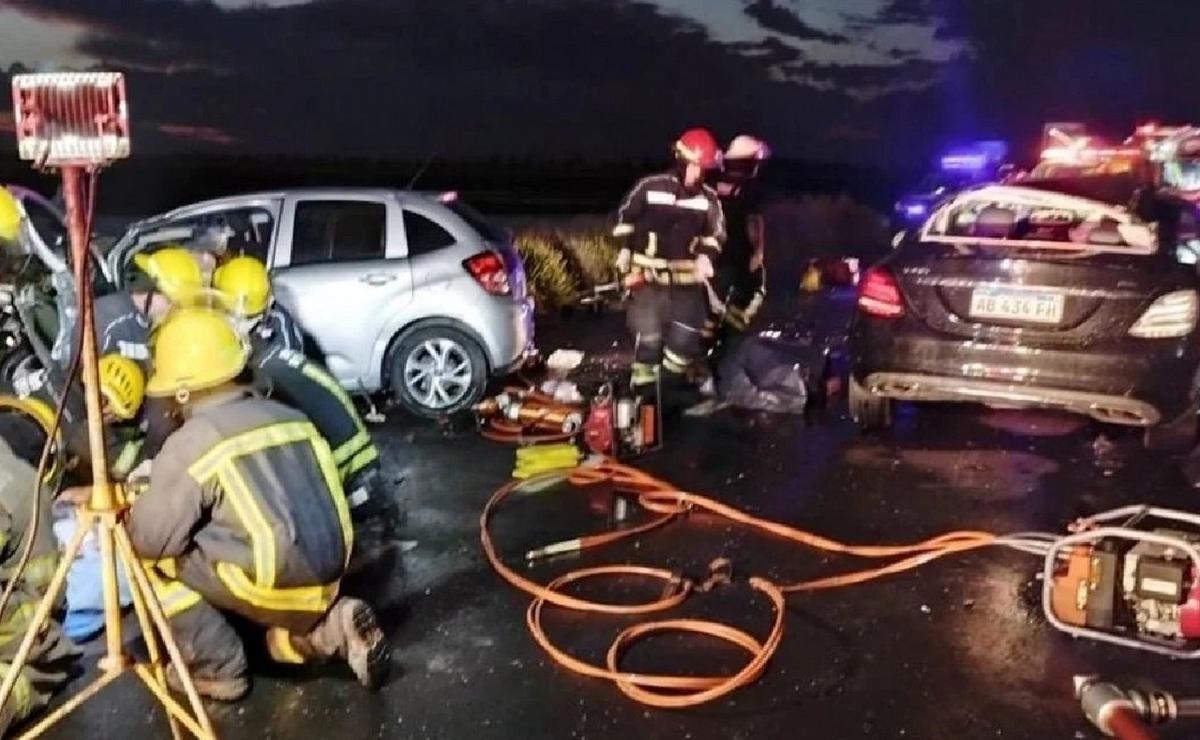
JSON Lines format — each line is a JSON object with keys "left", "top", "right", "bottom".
{"left": 270, "top": 194, "right": 413, "bottom": 390}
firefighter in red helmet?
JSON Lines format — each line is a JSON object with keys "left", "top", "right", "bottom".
{"left": 612, "top": 128, "right": 726, "bottom": 406}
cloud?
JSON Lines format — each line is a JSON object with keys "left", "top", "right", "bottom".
{"left": 0, "top": 0, "right": 970, "bottom": 164}
{"left": 742, "top": 0, "right": 847, "bottom": 44}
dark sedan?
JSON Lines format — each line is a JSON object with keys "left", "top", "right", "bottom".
{"left": 850, "top": 177, "right": 1200, "bottom": 450}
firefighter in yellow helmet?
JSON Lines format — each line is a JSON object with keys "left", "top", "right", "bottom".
{"left": 127, "top": 307, "right": 390, "bottom": 700}
{"left": 131, "top": 246, "right": 205, "bottom": 323}
{"left": 0, "top": 186, "right": 82, "bottom": 735}
{"left": 213, "top": 256, "right": 399, "bottom": 562}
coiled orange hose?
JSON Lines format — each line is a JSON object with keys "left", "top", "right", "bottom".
{"left": 481, "top": 457, "right": 1001, "bottom": 708}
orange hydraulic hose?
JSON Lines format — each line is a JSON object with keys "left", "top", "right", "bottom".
{"left": 481, "top": 457, "right": 1004, "bottom": 708}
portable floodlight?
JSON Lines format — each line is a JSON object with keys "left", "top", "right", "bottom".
{"left": 0, "top": 72, "right": 215, "bottom": 739}
{"left": 11, "top": 72, "right": 130, "bottom": 167}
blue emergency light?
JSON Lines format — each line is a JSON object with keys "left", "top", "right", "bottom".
{"left": 939, "top": 141, "right": 1008, "bottom": 174}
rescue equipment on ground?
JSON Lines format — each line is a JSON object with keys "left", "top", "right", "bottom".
{"left": 512, "top": 444, "right": 583, "bottom": 480}
{"left": 1045, "top": 506, "right": 1200, "bottom": 658}
{"left": 581, "top": 383, "right": 661, "bottom": 459}
{"left": 475, "top": 388, "right": 585, "bottom": 444}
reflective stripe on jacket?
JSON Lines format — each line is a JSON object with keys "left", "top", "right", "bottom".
{"left": 612, "top": 173, "right": 726, "bottom": 268}
{"left": 249, "top": 345, "right": 379, "bottom": 484}
{"left": 128, "top": 393, "right": 353, "bottom": 613}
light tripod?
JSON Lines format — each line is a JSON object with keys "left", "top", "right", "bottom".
{"left": 0, "top": 73, "right": 215, "bottom": 739}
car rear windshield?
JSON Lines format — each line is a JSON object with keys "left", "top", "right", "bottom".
{"left": 923, "top": 185, "right": 1157, "bottom": 256}
{"left": 444, "top": 199, "right": 509, "bottom": 244}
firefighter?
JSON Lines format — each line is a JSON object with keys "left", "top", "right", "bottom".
{"left": 612, "top": 128, "right": 726, "bottom": 405}
{"left": 127, "top": 307, "right": 390, "bottom": 700}
{"left": 0, "top": 188, "right": 81, "bottom": 735}
{"left": 212, "top": 256, "right": 399, "bottom": 551}
{"left": 703, "top": 134, "right": 771, "bottom": 394}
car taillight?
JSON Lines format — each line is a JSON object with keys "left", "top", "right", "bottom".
{"left": 464, "top": 252, "right": 510, "bottom": 296}
{"left": 1129, "top": 290, "right": 1198, "bottom": 338}
{"left": 858, "top": 267, "right": 905, "bottom": 318}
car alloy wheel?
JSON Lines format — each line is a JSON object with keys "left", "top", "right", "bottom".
{"left": 402, "top": 337, "right": 474, "bottom": 411}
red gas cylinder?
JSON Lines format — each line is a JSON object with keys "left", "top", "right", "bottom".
{"left": 583, "top": 391, "right": 615, "bottom": 455}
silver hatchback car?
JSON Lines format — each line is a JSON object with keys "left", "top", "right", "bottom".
{"left": 108, "top": 188, "right": 535, "bottom": 417}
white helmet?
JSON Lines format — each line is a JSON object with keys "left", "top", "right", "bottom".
{"left": 726, "top": 135, "right": 771, "bottom": 162}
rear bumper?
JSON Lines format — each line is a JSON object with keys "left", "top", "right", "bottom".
{"left": 852, "top": 318, "right": 1200, "bottom": 426}
{"left": 859, "top": 371, "right": 1162, "bottom": 426}
{"left": 479, "top": 295, "right": 536, "bottom": 376}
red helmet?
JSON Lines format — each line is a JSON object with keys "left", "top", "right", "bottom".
{"left": 674, "top": 128, "right": 721, "bottom": 169}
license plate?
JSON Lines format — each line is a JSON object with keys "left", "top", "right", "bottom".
{"left": 969, "top": 287, "right": 1065, "bottom": 324}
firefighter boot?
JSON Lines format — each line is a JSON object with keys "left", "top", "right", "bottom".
{"left": 166, "top": 663, "right": 250, "bottom": 702}
{"left": 297, "top": 597, "right": 391, "bottom": 690}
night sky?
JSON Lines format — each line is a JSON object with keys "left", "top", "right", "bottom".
{"left": 1, "top": 0, "right": 1199, "bottom": 167}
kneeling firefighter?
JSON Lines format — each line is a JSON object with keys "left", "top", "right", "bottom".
{"left": 612, "top": 128, "right": 726, "bottom": 404}
{"left": 127, "top": 307, "right": 390, "bottom": 700}
{"left": 706, "top": 135, "right": 771, "bottom": 387}
{"left": 212, "top": 256, "right": 399, "bottom": 552}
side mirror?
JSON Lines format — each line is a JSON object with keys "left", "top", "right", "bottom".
{"left": 891, "top": 230, "right": 907, "bottom": 249}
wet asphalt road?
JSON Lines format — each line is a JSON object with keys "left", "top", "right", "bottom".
{"left": 38, "top": 296, "right": 1200, "bottom": 739}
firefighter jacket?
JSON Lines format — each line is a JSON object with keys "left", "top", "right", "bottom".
{"left": 0, "top": 438, "right": 58, "bottom": 589}
{"left": 62, "top": 292, "right": 151, "bottom": 372}
{"left": 612, "top": 172, "right": 726, "bottom": 284}
{"left": 128, "top": 391, "right": 353, "bottom": 614}
{"left": 248, "top": 342, "right": 380, "bottom": 491}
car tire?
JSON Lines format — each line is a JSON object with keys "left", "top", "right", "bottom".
{"left": 1143, "top": 408, "right": 1198, "bottom": 453}
{"left": 389, "top": 325, "right": 488, "bottom": 419}
{"left": 849, "top": 375, "right": 892, "bottom": 431}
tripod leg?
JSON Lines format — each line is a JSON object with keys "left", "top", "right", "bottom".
{"left": 117, "top": 548, "right": 182, "bottom": 740}
{"left": 112, "top": 525, "right": 215, "bottom": 739}
{"left": 0, "top": 513, "right": 91, "bottom": 713}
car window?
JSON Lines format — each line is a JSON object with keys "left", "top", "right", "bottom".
{"left": 292, "top": 201, "right": 387, "bottom": 266}
{"left": 403, "top": 210, "right": 456, "bottom": 257}
{"left": 126, "top": 207, "right": 276, "bottom": 266}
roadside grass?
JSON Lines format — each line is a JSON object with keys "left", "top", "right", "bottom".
{"left": 514, "top": 219, "right": 620, "bottom": 310}
{"left": 512, "top": 196, "right": 888, "bottom": 310}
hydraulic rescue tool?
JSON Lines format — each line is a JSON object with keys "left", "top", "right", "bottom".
{"left": 1045, "top": 506, "right": 1200, "bottom": 658}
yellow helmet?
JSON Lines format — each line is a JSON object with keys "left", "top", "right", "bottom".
{"left": 0, "top": 187, "right": 21, "bottom": 244}
{"left": 147, "top": 308, "right": 248, "bottom": 399}
{"left": 213, "top": 255, "right": 271, "bottom": 317}
{"left": 133, "top": 247, "right": 204, "bottom": 303}
{"left": 99, "top": 354, "right": 146, "bottom": 420}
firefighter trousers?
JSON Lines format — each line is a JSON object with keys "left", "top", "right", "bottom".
{"left": 626, "top": 284, "right": 708, "bottom": 387}
{"left": 148, "top": 559, "right": 347, "bottom": 681}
